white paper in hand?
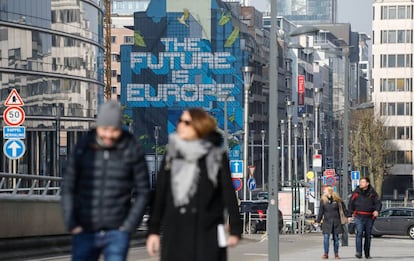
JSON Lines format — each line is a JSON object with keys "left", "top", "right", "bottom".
{"left": 217, "top": 224, "right": 227, "bottom": 247}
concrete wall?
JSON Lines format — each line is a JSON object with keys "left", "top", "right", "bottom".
{"left": 0, "top": 198, "right": 66, "bottom": 238}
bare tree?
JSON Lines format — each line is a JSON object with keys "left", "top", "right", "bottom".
{"left": 349, "top": 108, "right": 389, "bottom": 198}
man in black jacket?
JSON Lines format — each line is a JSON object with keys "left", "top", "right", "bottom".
{"left": 348, "top": 177, "right": 382, "bottom": 259}
{"left": 61, "top": 101, "right": 150, "bottom": 261}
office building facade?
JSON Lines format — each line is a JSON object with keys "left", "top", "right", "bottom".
{"left": 372, "top": 0, "right": 414, "bottom": 197}
{"left": 0, "top": 0, "right": 104, "bottom": 176}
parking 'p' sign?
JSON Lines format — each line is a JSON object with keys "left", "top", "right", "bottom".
{"left": 3, "top": 106, "right": 25, "bottom": 126}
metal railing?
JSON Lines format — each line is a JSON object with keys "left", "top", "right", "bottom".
{"left": 0, "top": 172, "right": 61, "bottom": 199}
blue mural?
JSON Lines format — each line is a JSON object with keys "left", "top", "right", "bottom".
{"left": 120, "top": 0, "right": 246, "bottom": 157}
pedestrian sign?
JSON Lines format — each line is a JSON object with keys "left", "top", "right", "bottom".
{"left": 3, "top": 139, "right": 25, "bottom": 160}
{"left": 4, "top": 88, "right": 24, "bottom": 106}
{"left": 230, "top": 160, "right": 243, "bottom": 178}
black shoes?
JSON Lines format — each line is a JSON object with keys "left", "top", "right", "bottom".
{"left": 355, "top": 253, "right": 362, "bottom": 259}
{"left": 365, "top": 256, "right": 372, "bottom": 259}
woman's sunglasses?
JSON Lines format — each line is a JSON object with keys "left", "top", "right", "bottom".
{"left": 178, "top": 118, "right": 192, "bottom": 126}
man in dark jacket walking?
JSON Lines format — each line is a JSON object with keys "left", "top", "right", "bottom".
{"left": 61, "top": 101, "right": 150, "bottom": 261}
{"left": 348, "top": 177, "right": 382, "bottom": 259}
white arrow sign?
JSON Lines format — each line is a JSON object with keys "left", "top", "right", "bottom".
{"left": 8, "top": 141, "right": 21, "bottom": 157}
{"left": 3, "top": 139, "right": 25, "bottom": 160}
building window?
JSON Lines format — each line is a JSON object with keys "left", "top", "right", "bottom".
{"left": 380, "top": 102, "right": 413, "bottom": 115}
{"left": 124, "top": 36, "right": 133, "bottom": 44}
{"left": 111, "top": 70, "right": 117, "bottom": 77}
{"left": 112, "top": 86, "right": 117, "bottom": 94}
{"left": 381, "top": 30, "right": 412, "bottom": 43}
{"left": 111, "top": 54, "right": 120, "bottom": 62}
{"left": 111, "top": 36, "right": 117, "bottom": 43}
{"left": 381, "top": 5, "right": 412, "bottom": 19}
{"left": 380, "top": 54, "right": 412, "bottom": 68}
{"left": 380, "top": 78, "right": 412, "bottom": 92}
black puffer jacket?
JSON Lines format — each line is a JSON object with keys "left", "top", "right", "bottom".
{"left": 348, "top": 185, "right": 382, "bottom": 219}
{"left": 61, "top": 129, "right": 150, "bottom": 233}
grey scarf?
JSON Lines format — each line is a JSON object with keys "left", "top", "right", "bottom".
{"left": 166, "top": 133, "right": 224, "bottom": 207}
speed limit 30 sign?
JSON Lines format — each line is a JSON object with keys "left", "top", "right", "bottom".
{"left": 3, "top": 106, "right": 25, "bottom": 126}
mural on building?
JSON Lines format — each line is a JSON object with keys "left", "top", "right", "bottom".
{"left": 121, "top": 0, "right": 246, "bottom": 158}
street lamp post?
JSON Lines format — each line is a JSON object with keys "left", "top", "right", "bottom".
{"left": 242, "top": 66, "right": 253, "bottom": 235}
{"left": 294, "top": 124, "right": 299, "bottom": 183}
{"left": 302, "top": 113, "right": 309, "bottom": 213}
{"left": 287, "top": 100, "right": 295, "bottom": 186}
{"left": 261, "top": 130, "right": 265, "bottom": 191}
{"left": 313, "top": 87, "right": 323, "bottom": 215}
{"left": 280, "top": 120, "right": 286, "bottom": 186}
{"left": 293, "top": 123, "right": 299, "bottom": 231}
{"left": 242, "top": 66, "right": 253, "bottom": 203}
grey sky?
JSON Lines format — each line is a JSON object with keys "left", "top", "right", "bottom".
{"left": 251, "top": 0, "right": 372, "bottom": 35}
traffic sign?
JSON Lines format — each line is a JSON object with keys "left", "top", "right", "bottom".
{"left": 3, "top": 126, "right": 25, "bottom": 139}
{"left": 313, "top": 154, "right": 322, "bottom": 168}
{"left": 4, "top": 88, "right": 24, "bottom": 106}
{"left": 3, "top": 139, "right": 25, "bottom": 160}
{"left": 324, "top": 168, "right": 335, "bottom": 177}
{"left": 248, "top": 177, "right": 256, "bottom": 191}
{"left": 3, "top": 106, "right": 25, "bottom": 126}
{"left": 326, "top": 176, "right": 336, "bottom": 186}
{"left": 351, "top": 171, "right": 360, "bottom": 180}
{"left": 230, "top": 160, "right": 243, "bottom": 178}
{"left": 232, "top": 178, "right": 242, "bottom": 191}
{"left": 248, "top": 165, "right": 256, "bottom": 177}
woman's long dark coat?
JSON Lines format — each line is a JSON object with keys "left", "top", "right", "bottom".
{"left": 316, "top": 198, "right": 346, "bottom": 235}
{"left": 148, "top": 152, "right": 242, "bottom": 261}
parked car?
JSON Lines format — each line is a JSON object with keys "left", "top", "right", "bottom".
{"left": 371, "top": 207, "right": 414, "bottom": 239}
{"left": 239, "top": 200, "right": 283, "bottom": 233}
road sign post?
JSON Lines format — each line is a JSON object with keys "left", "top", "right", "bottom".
{"left": 2, "top": 89, "right": 26, "bottom": 173}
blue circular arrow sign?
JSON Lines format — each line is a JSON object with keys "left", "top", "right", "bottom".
{"left": 3, "top": 139, "right": 25, "bottom": 160}
{"left": 248, "top": 177, "right": 256, "bottom": 191}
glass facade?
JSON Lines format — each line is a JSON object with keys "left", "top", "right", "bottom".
{"left": 0, "top": 0, "right": 104, "bottom": 177}
{"left": 277, "top": 0, "right": 337, "bottom": 24}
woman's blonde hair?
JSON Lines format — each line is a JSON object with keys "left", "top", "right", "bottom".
{"left": 321, "top": 186, "right": 343, "bottom": 204}
{"left": 187, "top": 108, "right": 216, "bottom": 138}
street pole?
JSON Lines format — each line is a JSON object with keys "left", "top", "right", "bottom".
{"left": 55, "top": 103, "right": 61, "bottom": 177}
{"left": 154, "top": 125, "right": 160, "bottom": 188}
{"left": 313, "top": 87, "right": 322, "bottom": 215}
{"left": 242, "top": 66, "right": 253, "bottom": 235}
{"left": 261, "top": 130, "right": 265, "bottom": 191}
{"left": 293, "top": 124, "right": 299, "bottom": 231}
{"left": 287, "top": 101, "right": 294, "bottom": 186}
{"left": 250, "top": 130, "right": 255, "bottom": 166}
{"left": 302, "top": 114, "right": 308, "bottom": 213}
{"left": 223, "top": 96, "right": 229, "bottom": 151}
{"left": 268, "top": 0, "right": 280, "bottom": 259}
{"left": 280, "top": 120, "right": 285, "bottom": 186}
{"left": 341, "top": 46, "right": 350, "bottom": 246}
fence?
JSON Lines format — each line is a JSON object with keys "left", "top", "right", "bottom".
{"left": 0, "top": 172, "right": 61, "bottom": 200}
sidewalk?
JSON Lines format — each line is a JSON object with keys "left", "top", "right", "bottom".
{"left": 231, "top": 232, "right": 414, "bottom": 261}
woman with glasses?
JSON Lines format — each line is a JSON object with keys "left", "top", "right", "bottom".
{"left": 146, "top": 108, "right": 242, "bottom": 261}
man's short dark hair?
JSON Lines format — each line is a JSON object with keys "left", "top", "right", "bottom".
{"left": 360, "top": 176, "right": 370, "bottom": 183}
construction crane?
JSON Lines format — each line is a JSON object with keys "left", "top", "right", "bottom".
{"left": 103, "top": 0, "right": 112, "bottom": 100}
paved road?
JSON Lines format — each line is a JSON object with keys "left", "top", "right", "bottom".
{"left": 27, "top": 232, "right": 414, "bottom": 261}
